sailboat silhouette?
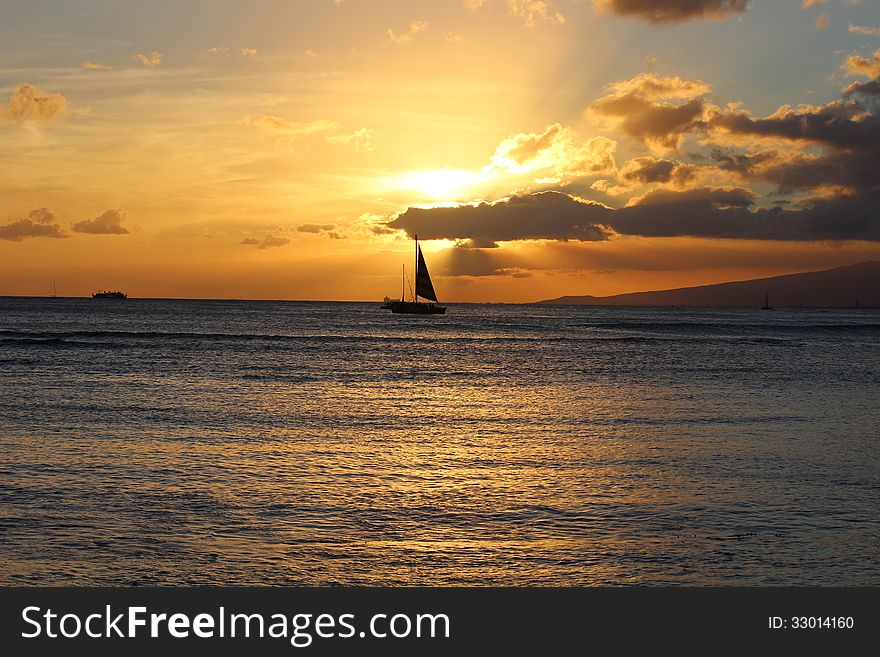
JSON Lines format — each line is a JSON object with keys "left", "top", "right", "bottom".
{"left": 386, "top": 235, "right": 446, "bottom": 314}
{"left": 761, "top": 292, "right": 774, "bottom": 311}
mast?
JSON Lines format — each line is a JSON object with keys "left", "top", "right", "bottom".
{"left": 401, "top": 264, "right": 405, "bottom": 302}
{"left": 414, "top": 234, "right": 419, "bottom": 303}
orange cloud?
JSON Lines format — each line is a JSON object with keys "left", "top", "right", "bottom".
{"left": 3, "top": 83, "right": 70, "bottom": 123}
{"left": 134, "top": 51, "right": 162, "bottom": 67}
{"left": 240, "top": 235, "right": 290, "bottom": 249}
{"left": 242, "top": 115, "right": 338, "bottom": 140}
{"left": 327, "top": 127, "right": 375, "bottom": 151}
{"left": 507, "top": 1, "right": 565, "bottom": 27}
{"left": 845, "top": 49, "right": 880, "bottom": 80}
{"left": 489, "top": 123, "right": 617, "bottom": 178}
{"left": 590, "top": 74, "right": 713, "bottom": 151}
{"left": 848, "top": 24, "right": 880, "bottom": 36}
{"left": 72, "top": 209, "right": 129, "bottom": 235}
{"left": 0, "top": 208, "right": 67, "bottom": 241}
{"left": 387, "top": 21, "right": 429, "bottom": 45}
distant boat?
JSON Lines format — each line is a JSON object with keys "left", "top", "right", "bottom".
{"left": 92, "top": 290, "right": 127, "bottom": 299}
{"left": 761, "top": 292, "right": 773, "bottom": 311}
{"left": 386, "top": 235, "right": 446, "bottom": 314}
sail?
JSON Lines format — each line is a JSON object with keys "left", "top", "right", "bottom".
{"left": 415, "top": 246, "right": 438, "bottom": 302}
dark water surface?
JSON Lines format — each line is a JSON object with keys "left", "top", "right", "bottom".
{"left": 1, "top": 297, "right": 878, "bottom": 585}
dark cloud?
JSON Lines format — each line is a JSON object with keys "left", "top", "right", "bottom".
{"left": 387, "top": 192, "right": 614, "bottom": 248}
{"left": 596, "top": 0, "right": 750, "bottom": 24}
{"left": 844, "top": 79, "right": 880, "bottom": 97}
{"left": 296, "top": 223, "right": 335, "bottom": 233}
{"left": 384, "top": 188, "right": 880, "bottom": 244}
{"left": 240, "top": 234, "right": 290, "bottom": 249}
{"left": 72, "top": 209, "right": 129, "bottom": 234}
{"left": 0, "top": 208, "right": 67, "bottom": 241}
{"left": 707, "top": 148, "right": 775, "bottom": 175}
{"left": 709, "top": 97, "right": 880, "bottom": 197}
{"left": 619, "top": 156, "right": 696, "bottom": 186}
{"left": 711, "top": 101, "right": 880, "bottom": 152}
{"left": 296, "top": 223, "right": 346, "bottom": 239}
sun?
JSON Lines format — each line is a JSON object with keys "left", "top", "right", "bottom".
{"left": 395, "top": 168, "right": 488, "bottom": 200}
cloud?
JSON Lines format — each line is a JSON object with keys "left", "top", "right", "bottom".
{"left": 240, "top": 234, "right": 290, "bottom": 249}
{"left": 710, "top": 99, "right": 879, "bottom": 152}
{"left": 81, "top": 61, "right": 112, "bottom": 70}
{"left": 615, "top": 188, "right": 880, "bottom": 241}
{"left": 489, "top": 123, "right": 617, "bottom": 178}
{"left": 297, "top": 224, "right": 335, "bottom": 233}
{"left": 507, "top": 1, "right": 566, "bottom": 27}
{"left": 240, "top": 48, "right": 257, "bottom": 56}
{"left": 242, "top": 115, "right": 338, "bottom": 140}
{"left": 461, "top": 1, "right": 564, "bottom": 26}
{"left": 602, "top": 73, "right": 712, "bottom": 100}
{"left": 134, "top": 51, "right": 162, "bottom": 67}
{"left": 589, "top": 73, "right": 712, "bottom": 151}
{"left": 72, "top": 209, "right": 129, "bottom": 235}
{"left": 327, "top": 127, "right": 375, "bottom": 151}
{"left": 848, "top": 24, "right": 880, "bottom": 36}
{"left": 594, "top": 0, "right": 750, "bottom": 24}
{"left": 384, "top": 187, "right": 880, "bottom": 244}
{"left": 844, "top": 48, "right": 880, "bottom": 80}
{"left": 207, "top": 47, "right": 229, "bottom": 55}
{"left": 297, "top": 224, "right": 348, "bottom": 239}
{"left": 801, "top": 0, "right": 827, "bottom": 9}
{"left": 387, "top": 192, "right": 614, "bottom": 247}
{"left": 0, "top": 208, "right": 67, "bottom": 241}
{"left": 388, "top": 21, "right": 429, "bottom": 45}
{"left": 618, "top": 156, "right": 696, "bottom": 187}
{"left": 3, "top": 83, "right": 70, "bottom": 123}
{"left": 379, "top": 45, "right": 880, "bottom": 250}
{"left": 815, "top": 13, "right": 830, "bottom": 32}
{"left": 707, "top": 147, "right": 776, "bottom": 175}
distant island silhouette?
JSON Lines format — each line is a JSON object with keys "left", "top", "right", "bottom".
{"left": 537, "top": 261, "right": 880, "bottom": 308}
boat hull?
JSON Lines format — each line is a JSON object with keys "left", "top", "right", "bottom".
{"left": 389, "top": 301, "right": 445, "bottom": 314}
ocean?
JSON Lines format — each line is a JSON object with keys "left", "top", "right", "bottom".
{"left": 1, "top": 297, "right": 878, "bottom": 586}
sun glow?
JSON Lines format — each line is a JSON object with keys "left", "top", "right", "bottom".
{"left": 393, "top": 168, "right": 489, "bottom": 200}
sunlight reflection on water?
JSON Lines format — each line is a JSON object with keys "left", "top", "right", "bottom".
{"left": 1, "top": 298, "right": 878, "bottom": 585}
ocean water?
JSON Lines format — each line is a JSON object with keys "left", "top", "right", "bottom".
{"left": 0, "top": 297, "right": 878, "bottom": 586}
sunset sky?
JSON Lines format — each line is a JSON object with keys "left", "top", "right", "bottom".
{"left": 1, "top": 0, "right": 879, "bottom": 301}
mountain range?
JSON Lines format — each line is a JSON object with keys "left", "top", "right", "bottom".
{"left": 537, "top": 261, "right": 880, "bottom": 308}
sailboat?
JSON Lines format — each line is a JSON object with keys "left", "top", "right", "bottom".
{"left": 761, "top": 292, "right": 773, "bottom": 311}
{"left": 387, "top": 235, "right": 446, "bottom": 314}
